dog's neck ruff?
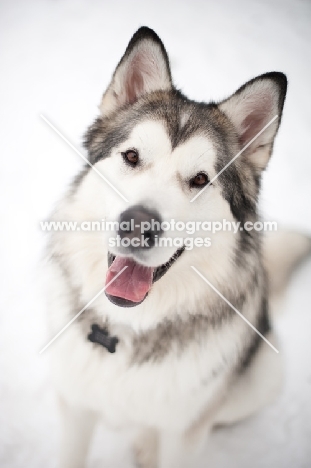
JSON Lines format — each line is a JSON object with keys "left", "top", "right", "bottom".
{"left": 88, "top": 324, "right": 119, "bottom": 353}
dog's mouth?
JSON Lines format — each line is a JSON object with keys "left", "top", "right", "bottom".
{"left": 105, "top": 247, "right": 185, "bottom": 308}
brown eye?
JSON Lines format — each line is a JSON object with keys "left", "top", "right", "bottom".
{"left": 190, "top": 172, "right": 209, "bottom": 188}
{"left": 122, "top": 149, "right": 139, "bottom": 166}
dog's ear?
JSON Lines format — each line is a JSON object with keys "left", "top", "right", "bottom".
{"left": 100, "top": 27, "right": 172, "bottom": 116}
{"left": 219, "top": 72, "right": 287, "bottom": 171}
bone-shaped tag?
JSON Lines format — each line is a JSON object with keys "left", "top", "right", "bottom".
{"left": 88, "top": 324, "right": 119, "bottom": 353}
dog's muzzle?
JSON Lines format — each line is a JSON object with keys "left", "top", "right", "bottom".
{"left": 104, "top": 205, "right": 185, "bottom": 307}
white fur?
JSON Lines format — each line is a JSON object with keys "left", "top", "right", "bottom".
{"left": 43, "top": 116, "right": 291, "bottom": 468}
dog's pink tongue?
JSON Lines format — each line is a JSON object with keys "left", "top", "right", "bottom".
{"left": 105, "top": 256, "right": 154, "bottom": 303}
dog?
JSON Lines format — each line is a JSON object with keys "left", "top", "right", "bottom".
{"left": 44, "top": 27, "right": 310, "bottom": 468}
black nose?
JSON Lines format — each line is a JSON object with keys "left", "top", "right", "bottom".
{"left": 118, "top": 205, "right": 162, "bottom": 249}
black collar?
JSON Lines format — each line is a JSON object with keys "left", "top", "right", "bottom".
{"left": 88, "top": 324, "right": 119, "bottom": 353}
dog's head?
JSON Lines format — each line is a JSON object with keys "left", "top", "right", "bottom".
{"left": 81, "top": 27, "right": 286, "bottom": 308}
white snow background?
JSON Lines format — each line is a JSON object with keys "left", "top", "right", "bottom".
{"left": 0, "top": 0, "right": 311, "bottom": 467}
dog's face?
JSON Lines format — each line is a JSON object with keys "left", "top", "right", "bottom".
{"left": 78, "top": 27, "right": 286, "bottom": 307}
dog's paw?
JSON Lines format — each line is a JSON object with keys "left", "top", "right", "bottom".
{"left": 133, "top": 429, "right": 158, "bottom": 468}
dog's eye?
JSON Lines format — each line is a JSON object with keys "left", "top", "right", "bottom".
{"left": 190, "top": 172, "right": 209, "bottom": 188}
{"left": 122, "top": 149, "right": 139, "bottom": 166}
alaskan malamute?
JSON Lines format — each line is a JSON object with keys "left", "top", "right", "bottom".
{"left": 44, "top": 27, "right": 310, "bottom": 468}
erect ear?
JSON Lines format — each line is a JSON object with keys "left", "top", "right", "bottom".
{"left": 219, "top": 72, "right": 287, "bottom": 171}
{"left": 100, "top": 27, "right": 172, "bottom": 116}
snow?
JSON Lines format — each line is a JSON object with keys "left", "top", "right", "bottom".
{"left": 0, "top": 0, "right": 311, "bottom": 466}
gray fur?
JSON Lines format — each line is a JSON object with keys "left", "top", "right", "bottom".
{"left": 49, "top": 26, "right": 286, "bottom": 390}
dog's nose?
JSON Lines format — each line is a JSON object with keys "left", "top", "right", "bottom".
{"left": 118, "top": 205, "right": 162, "bottom": 249}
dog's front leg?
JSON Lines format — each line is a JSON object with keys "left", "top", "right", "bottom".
{"left": 58, "top": 395, "right": 98, "bottom": 468}
{"left": 132, "top": 428, "right": 158, "bottom": 468}
{"left": 158, "top": 425, "right": 210, "bottom": 468}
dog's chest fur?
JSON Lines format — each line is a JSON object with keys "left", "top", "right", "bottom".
{"left": 51, "top": 289, "right": 256, "bottom": 432}
{"left": 47, "top": 248, "right": 266, "bottom": 431}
